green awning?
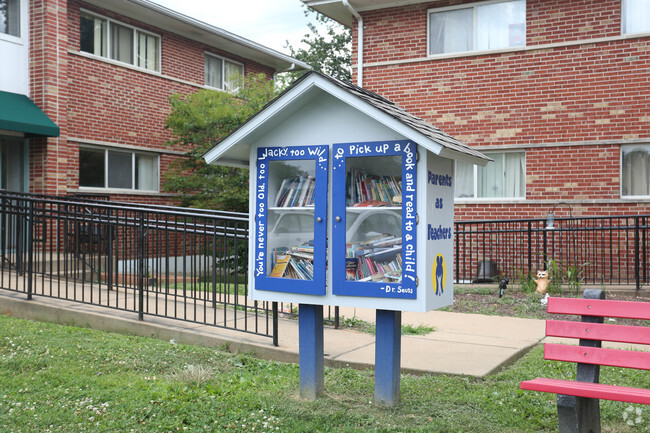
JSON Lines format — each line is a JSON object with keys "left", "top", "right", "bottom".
{"left": 0, "top": 91, "right": 59, "bottom": 137}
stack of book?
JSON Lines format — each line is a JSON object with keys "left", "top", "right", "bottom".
{"left": 346, "top": 234, "right": 402, "bottom": 282}
{"left": 269, "top": 242, "right": 314, "bottom": 280}
{"left": 347, "top": 169, "right": 402, "bottom": 207}
{"left": 274, "top": 176, "right": 316, "bottom": 207}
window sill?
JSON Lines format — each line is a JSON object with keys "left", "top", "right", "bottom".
{"left": 76, "top": 187, "right": 161, "bottom": 196}
{"left": 455, "top": 198, "right": 527, "bottom": 204}
{"left": 71, "top": 50, "right": 161, "bottom": 75}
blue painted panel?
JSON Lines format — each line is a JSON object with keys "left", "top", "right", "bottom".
{"left": 254, "top": 145, "right": 328, "bottom": 295}
{"left": 332, "top": 140, "right": 417, "bottom": 299}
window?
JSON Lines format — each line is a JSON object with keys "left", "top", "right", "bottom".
{"left": 622, "top": 0, "right": 650, "bottom": 35}
{"left": 80, "top": 11, "right": 160, "bottom": 72}
{"left": 622, "top": 145, "right": 650, "bottom": 197}
{"left": 205, "top": 54, "right": 244, "bottom": 91}
{"left": 79, "top": 147, "right": 158, "bottom": 191}
{"left": 455, "top": 152, "right": 525, "bottom": 199}
{"left": 429, "top": 0, "right": 526, "bottom": 56}
{"left": 0, "top": 0, "right": 20, "bottom": 37}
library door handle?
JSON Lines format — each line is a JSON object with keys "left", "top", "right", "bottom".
{"left": 316, "top": 217, "right": 322, "bottom": 223}
{"left": 335, "top": 216, "right": 341, "bottom": 222}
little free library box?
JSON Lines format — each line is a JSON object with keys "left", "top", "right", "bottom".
{"left": 204, "top": 72, "right": 490, "bottom": 313}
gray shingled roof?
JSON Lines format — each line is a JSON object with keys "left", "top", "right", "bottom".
{"left": 312, "top": 72, "right": 490, "bottom": 162}
{"left": 204, "top": 71, "right": 490, "bottom": 165}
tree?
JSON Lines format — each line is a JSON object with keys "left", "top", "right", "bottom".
{"left": 283, "top": 7, "right": 352, "bottom": 83}
{"left": 162, "top": 74, "right": 276, "bottom": 211}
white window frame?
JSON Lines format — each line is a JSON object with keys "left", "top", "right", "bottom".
{"left": 454, "top": 151, "right": 526, "bottom": 201}
{"left": 0, "top": 0, "right": 24, "bottom": 41}
{"left": 621, "top": 0, "right": 650, "bottom": 36}
{"left": 79, "top": 9, "right": 161, "bottom": 72}
{"left": 204, "top": 52, "right": 244, "bottom": 91}
{"left": 621, "top": 144, "right": 650, "bottom": 199}
{"left": 79, "top": 146, "right": 160, "bottom": 192}
{"left": 427, "top": 0, "right": 526, "bottom": 57}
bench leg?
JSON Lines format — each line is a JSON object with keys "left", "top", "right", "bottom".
{"left": 557, "top": 394, "right": 601, "bottom": 433}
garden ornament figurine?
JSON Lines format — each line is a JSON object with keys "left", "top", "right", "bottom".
{"left": 498, "top": 278, "right": 509, "bottom": 298}
{"left": 534, "top": 270, "right": 550, "bottom": 295}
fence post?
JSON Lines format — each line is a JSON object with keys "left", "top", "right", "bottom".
{"left": 138, "top": 212, "right": 145, "bottom": 320}
{"left": 27, "top": 200, "right": 34, "bottom": 300}
{"left": 272, "top": 301, "right": 279, "bottom": 347}
{"left": 543, "top": 227, "right": 548, "bottom": 271}
{"left": 635, "top": 216, "right": 640, "bottom": 291}
{"left": 528, "top": 221, "right": 533, "bottom": 275}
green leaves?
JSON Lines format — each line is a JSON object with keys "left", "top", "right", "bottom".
{"left": 283, "top": 7, "right": 352, "bottom": 83}
{"left": 162, "top": 74, "right": 276, "bottom": 211}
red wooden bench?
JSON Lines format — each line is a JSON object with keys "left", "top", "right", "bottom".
{"left": 520, "top": 289, "right": 650, "bottom": 433}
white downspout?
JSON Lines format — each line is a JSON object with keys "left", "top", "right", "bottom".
{"left": 342, "top": 0, "right": 363, "bottom": 87}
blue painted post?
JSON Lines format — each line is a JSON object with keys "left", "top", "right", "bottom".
{"left": 375, "top": 309, "right": 401, "bottom": 406}
{"left": 299, "top": 304, "right": 324, "bottom": 400}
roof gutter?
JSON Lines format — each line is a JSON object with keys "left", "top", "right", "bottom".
{"left": 124, "top": 0, "right": 311, "bottom": 71}
{"left": 342, "top": 0, "right": 363, "bottom": 87}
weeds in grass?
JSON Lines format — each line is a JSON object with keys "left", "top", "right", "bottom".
{"left": 340, "top": 316, "right": 435, "bottom": 336}
{"left": 0, "top": 315, "right": 642, "bottom": 432}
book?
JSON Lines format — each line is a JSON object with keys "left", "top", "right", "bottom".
{"left": 346, "top": 169, "right": 402, "bottom": 207}
{"left": 269, "top": 254, "right": 291, "bottom": 278}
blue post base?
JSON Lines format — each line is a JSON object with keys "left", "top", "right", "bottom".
{"left": 299, "top": 304, "right": 324, "bottom": 400}
{"left": 375, "top": 309, "right": 401, "bottom": 406}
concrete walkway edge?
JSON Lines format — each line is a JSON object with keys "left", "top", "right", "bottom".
{"left": 0, "top": 290, "right": 547, "bottom": 377}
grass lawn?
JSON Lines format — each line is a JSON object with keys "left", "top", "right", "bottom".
{"left": 0, "top": 315, "right": 645, "bottom": 432}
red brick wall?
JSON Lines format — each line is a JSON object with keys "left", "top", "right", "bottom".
{"left": 29, "top": 0, "right": 275, "bottom": 204}
{"left": 354, "top": 0, "right": 650, "bottom": 221}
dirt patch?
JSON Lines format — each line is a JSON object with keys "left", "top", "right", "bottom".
{"left": 443, "top": 285, "right": 650, "bottom": 323}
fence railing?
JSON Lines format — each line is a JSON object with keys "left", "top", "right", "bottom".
{"left": 455, "top": 215, "right": 649, "bottom": 290}
{"left": 1, "top": 191, "right": 646, "bottom": 346}
{"left": 0, "top": 190, "right": 279, "bottom": 342}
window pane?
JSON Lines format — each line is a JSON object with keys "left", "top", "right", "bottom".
{"left": 110, "top": 22, "right": 133, "bottom": 64}
{"left": 623, "top": 0, "right": 650, "bottom": 34}
{"left": 0, "top": 0, "right": 20, "bottom": 37}
{"left": 475, "top": 152, "right": 525, "bottom": 198}
{"left": 135, "top": 153, "right": 157, "bottom": 190}
{"left": 107, "top": 151, "right": 132, "bottom": 189}
{"left": 136, "top": 31, "right": 159, "bottom": 71}
{"left": 429, "top": 8, "right": 472, "bottom": 55}
{"left": 477, "top": 0, "right": 526, "bottom": 50}
{"left": 205, "top": 55, "right": 223, "bottom": 88}
{"left": 80, "top": 13, "right": 107, "bottom": 56}
{"left": 224, "top": 61, "right": 243, "bottom": 91}
{"left": 622, "top": 148, "right": 650, "bottom": 196}
{"left": 79, "top": 148, "right": 105, "bottom": 188}
{"left": 454, "top": 161, "right": 475, "bottom": 198}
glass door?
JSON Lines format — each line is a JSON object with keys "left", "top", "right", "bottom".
{"left": 332, "top": 140, "right": 417, "bottom": 299}
{"left": 254, "top": 145, "right": 328, "bottom": 295}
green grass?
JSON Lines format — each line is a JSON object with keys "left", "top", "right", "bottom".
{"left": 340, "top": 317, "right": 435, "bottom": 336}
{"left": 0, "top": 315, "right": 644, "bottom": 432}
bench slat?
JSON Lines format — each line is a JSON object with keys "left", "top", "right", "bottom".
{"left": 521, "top": 378, "right": 650, "bottom": 405}
{"left": 547, "top": 297, "right": 650, "bottom": 320}
{"left": 544, "top": 343, "right": 650, "bottom": 370}
{"left": 546, "top": 320, "right": 650, "bottom": 346}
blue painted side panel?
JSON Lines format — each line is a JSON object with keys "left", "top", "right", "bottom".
{"left": 254, "top": 145, "right": 328, "bottom": 295}
{"left": 332, "top": 140, "right": 417, "bottom": 299}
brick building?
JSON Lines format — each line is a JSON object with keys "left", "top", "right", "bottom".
{"left": 303, "top": 0, "right": 650, "bottom": 222}
{"left": 0, "top": 0, "right": 308, "bottom": 204}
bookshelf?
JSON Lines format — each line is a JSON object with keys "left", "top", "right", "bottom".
{"left": 332, "top": 141, "right": 418, "bottom": 299}
{"left": 342, "top": 154, "right": 405, "bottom": 284}
{"left": 254, "top": 145, "right": 328, "bottom": 295}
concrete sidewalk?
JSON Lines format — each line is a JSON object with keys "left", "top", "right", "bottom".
{"left": 0, "top": 290, "right": 545, "bottom": 378}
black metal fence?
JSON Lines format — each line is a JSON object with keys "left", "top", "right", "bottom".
{"left": 1, "top": 191, "right": 646, "bottom": 346}
{"left": 455, "top": 215, "right": 649, "bottom": 290}
{"left": 0, "top": 190, "right": 279, "bottom": 342}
